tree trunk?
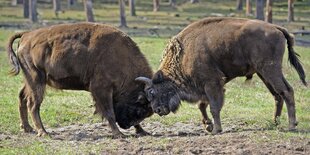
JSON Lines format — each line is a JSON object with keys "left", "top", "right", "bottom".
{"left": 119, "top": 0, "right": 127, "bottom": 27}
{"left": 236, "top": 0, "right": 243, "bottom": 11}
{"left": 29, "top": 0, "right": 38, "bottom": 23}
{"left": 246, "top": 0, "right": 252, "bottom": 16}
{"left": 11, "top": 0, "right": 17, "bottom": 6}
{"left": 24, "top": 0, "right": 29, "bottom": 18}
{"left": 53, "top": 0, "right": 61, "bottom": 17}
{"left": 153, "top": 0, "right": 160, "bottom": 12}
{"left": 190, "top": 0, "right": 199, "bottom": 3}
{"left": 255, "top": 0, "right": 264, "bottom": 20}
{"left": 129, "top": 0, "right": 136, "bottom": 16}
{"left": 67, "top": 0, "right": 76, "bottom": 9}
{"left": 84, "top": 0, "right": 95, "bottom": 22}
{"left": 288, "top": 0, "right": 294, "bottom": 22}
{"left": 170, "top": 0, "right": 176, "bottom": 8}
{"left": 265, "top": 0, "right": 272, "bottom": 23}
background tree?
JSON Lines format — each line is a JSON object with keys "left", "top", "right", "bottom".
{"left": 255, "top": 0, "right": 264, "bottom": 20}
{"left": 246, "top": 0, "right": 252, "bottom": 16}
{"left": 288, "top": 0, "right": 294, "bottom": 22}
{"left": 84, "top": 0, "right": 95, "bottom": 22}
{"left": 11, "top": 0, "right": 17, "bottom": 6}
{"left": 29, "top": 0, "right": 38, "bottom": 23}
{"left": 236, "top": 0, "right": 243, "bottom": 11}
{"left": 190, "top": 0, "right": 199, "bottom": 3}
{"left": 153, "top": 0, "right": 160, "bottom": 12}
{"left": 24, "top": 0, "right": 29, "bottom": 18}
{"left": 67, "top": 0, "right": 76, "bottom": 9}
{"left": 170, "top": 0, "right": 176, "bottom": 8}
{"left": 11, "top": 0, "right": 23, "bottom": 6}
{"left": 53, "top": 0, "right": 61, "bottom": 17}
{"left": 265, "top": 0, "right": 272, "bottom": 23}
{"left": 129, "top": 0, "right": 136, "bottom": 16}
{"left": 119, "top": 0, "right": 127, "bottom": 27}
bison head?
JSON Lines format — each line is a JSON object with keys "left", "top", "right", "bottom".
{"left": 136, "top": 71, "right": 181, "bottom": 116}
{"left": 114, "top": 92, "right": 153, "bottom": 129}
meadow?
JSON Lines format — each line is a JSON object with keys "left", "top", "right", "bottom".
{"left": 0, "top": 0, "right": 309, "bottom": 154}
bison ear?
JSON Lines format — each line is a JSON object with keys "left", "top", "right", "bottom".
{"left": 135, "top": 77, "right": 152, "bottom": 87}
{"left": 152, "top": 70, "right": 164, "bottom": 84}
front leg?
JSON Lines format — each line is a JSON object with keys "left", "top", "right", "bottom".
{"left": 134, "top": 124, "right": 150, "bottom": 136}
{"left": 204, "top": 80, "right": 225, "bottom": 135}
{"left": 90, "top": 84, "right": 125, "bottom": 138}
{"left": 198, "top": 101, "right": 213, "bottom": 132}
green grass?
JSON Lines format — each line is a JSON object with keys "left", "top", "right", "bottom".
{"left": 0, "top": 0, "right": 310, "bottom": 153}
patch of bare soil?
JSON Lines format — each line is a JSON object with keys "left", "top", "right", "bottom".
{"left": 1, "top": 121, "right": 309, "bottom": 154}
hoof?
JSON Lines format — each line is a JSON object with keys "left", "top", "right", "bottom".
{"left": 274, "top": 117, "right": 281, "bottom": 126}
{"left": 36, "top": 129, "right": 49, "bottom": 137}
{"left": 211, "top": 129, "right": 223, "bottom": 135}
{"left": 136, "top": 130, "right": 151, "bottom": 137}
{"left": 37, "top": 132, "right": 49, "bottom": 137}
{"left": 21, "top": 124, "right": 34, "bottom": 133}
{"left": 206, "top": 124, "right": 213, "bottom": 133}
{"left": 288, "top": 126, "right": 297, "bottom": 132}
{"left": 288, "top": 121, "right": 298, "bottom": 131}
{"left": 202, "top": 119, "right": 213, "bottom": 133}
{"left": 112, "top": 133, "right": 126, "bottom": 139}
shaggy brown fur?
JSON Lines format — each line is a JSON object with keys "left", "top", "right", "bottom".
{"left": 137, "top": 17, "right": 307, "bottom": 134}
{"left": 7, "top": 23, "right": 153, "bottom": 137}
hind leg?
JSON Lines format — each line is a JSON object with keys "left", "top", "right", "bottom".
{"left": 19, "top": 60, "right": 47, "bottom": 136}
{"left": 198, "top": 101, "right": 213, "bottom": 132}
{"left": 18, "top": 85, "right": 33, "bottom": 132}
{"left": 257, "top": 74, "right": 284, "bottom": 125}
{"left": 27, "top": 80, "right": 47, "bottom": 136}
{"left": 257, "top": 68, "right": 297, "bottom": 130}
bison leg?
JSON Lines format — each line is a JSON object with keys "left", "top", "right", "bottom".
{"left": 19, "top": 57, "right": 47, "bottom": 136}
{"left": 257, "top": 69, "right": 297, "bottom": 131}
{"left": 134, "top": 124, "right": 150, "bottom": 136}
{"left": 204, "top": 80, "right": 224, "bottom": 135}
{"left": 257, "top": 74, "right": 284, "bottom": 125}
{"left": 198, "top": 101, "right": 213, "bottom": 132}
{"left": 90, "top": 86, "right": 124, "bottom": 138}
{"left": 18, "top": 85, "right": 34, "bottom": 133}
{"left": 27, "top": 81, "right": 47, "bottom": 136}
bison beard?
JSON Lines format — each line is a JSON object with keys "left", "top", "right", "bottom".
{"left": 137, "top": 17, "right": 307, "bottom": 135}
{"left": 7, "top": 23, "right": 153, "bottom": 138}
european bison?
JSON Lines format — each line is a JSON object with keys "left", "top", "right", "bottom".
{"left": 7, "top": 23, "right": 153, "bottom": 137}
{"left": 136, "top": 17, "right": 307, "bottom": 134}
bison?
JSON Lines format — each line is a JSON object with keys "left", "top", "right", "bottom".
{"left": 136, "top": 17, "right": 307, "bottom": 134}
{"left": 7, "top": 23, "right": 153, "bottom": 137}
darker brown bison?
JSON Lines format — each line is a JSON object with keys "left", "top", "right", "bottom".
{"left": 7, "top": 23, "right": 153, "bottom": 137}
{"left": 136, "top": 17, "right": 307, "bottom": 134}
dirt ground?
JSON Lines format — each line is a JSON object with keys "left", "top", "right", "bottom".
{"left": 1, "top": 121, "right": 309, "bottom": 154}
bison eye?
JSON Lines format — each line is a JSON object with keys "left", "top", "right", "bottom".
{"left": 147, "top": 89, "right": 155, "bottom": 101}
{"left": 149, "top": 89, "right": 155, "bottom": 95}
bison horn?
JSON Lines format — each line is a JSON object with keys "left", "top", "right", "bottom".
{"left": 135, "top": 77, "right": 152, "bottom": 86}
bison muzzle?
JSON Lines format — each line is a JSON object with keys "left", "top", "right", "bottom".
{"left": 7, "top": 23, "right": 153, "bottom": 137}
{"left": 136, "top": 17, "right": 307, "bottom": 134}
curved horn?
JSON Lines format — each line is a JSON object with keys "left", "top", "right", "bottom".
{"left": 135, "top": 77, "right": 152, "bottom": 86}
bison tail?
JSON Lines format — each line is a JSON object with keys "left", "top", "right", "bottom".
{"left": 276, "top": 26, "right": 307, "bottom": 86}
{"left": 7, "top": 32, "right": 26, "bottom": 76}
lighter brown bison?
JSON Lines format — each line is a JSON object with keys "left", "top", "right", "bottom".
{"left": 137, "top": 17, "right": 307, "bottom": 134}
{"left": 7, "top": 23, "right": 153, "bottom": 137}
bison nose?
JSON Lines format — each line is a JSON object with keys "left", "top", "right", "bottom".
{"left": 154, "top": 107, "right": 162, "bottom": 114}
{"left": 154, "top": 107, "right": 170, "bottom": 116}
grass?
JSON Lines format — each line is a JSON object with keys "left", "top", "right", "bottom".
{"left": 0, "top": 0, "right": 310, "bottom": 154}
